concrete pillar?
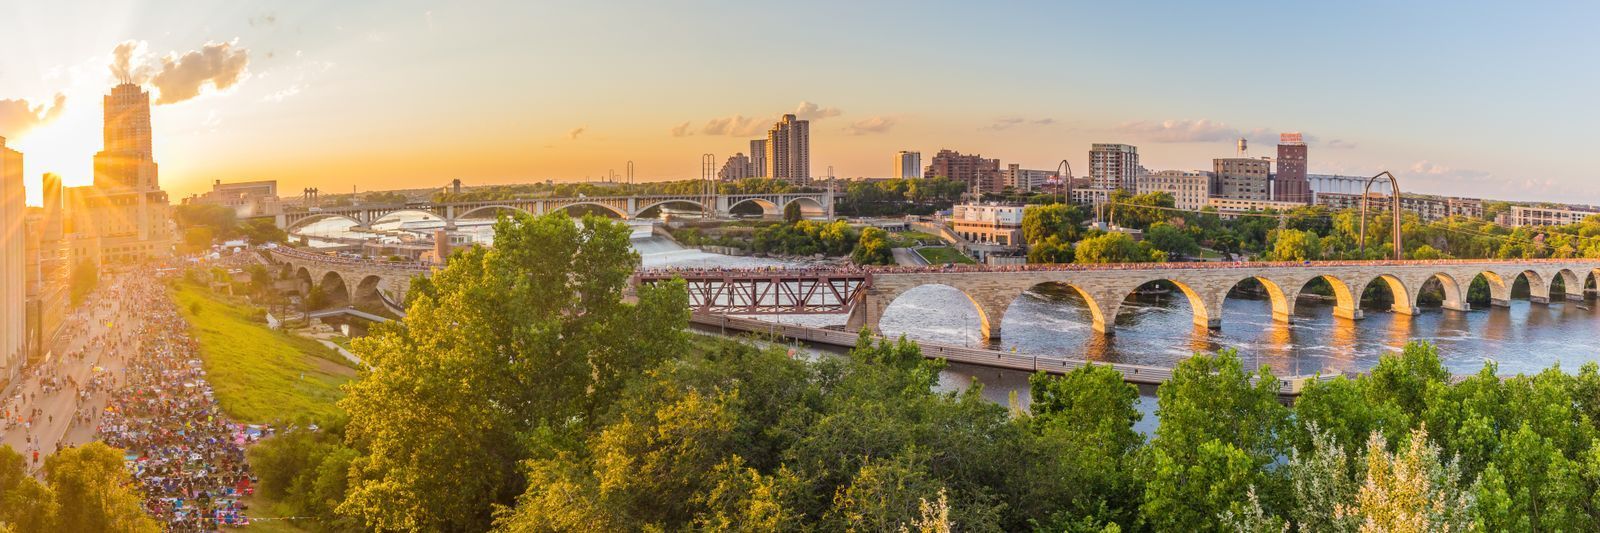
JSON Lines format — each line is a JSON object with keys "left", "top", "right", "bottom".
{"left": 1333, "top": 306, "right": 1364, "bottom": 320}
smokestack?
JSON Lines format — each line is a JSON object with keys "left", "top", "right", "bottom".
{"left": 1236, "top": 137, "right": 1248, "bottom": 156}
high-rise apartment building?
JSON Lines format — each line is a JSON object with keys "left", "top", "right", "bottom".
{"left": 748, "top": 139, "right": 767, "bottom": 178}
{"left": 763, "top": 114, "right": 809, "bottom": 184}
{"left": 893, "top": 151, "right": 921, "bottom": 180}
{"left": 0, "top": 138, "right": 24, "bottom": 380}
{"left": 718, "top": 153, "right": 752, "bottom": 181}
{"left": 65, "top": 83, "right": 173, "bottom": 266}
{"left": 1273, "top": 132, "right": 1311, "bottom": 204}
{"left": 1089, "top": 143, "right": 1140, "bottom": 190}
{"left": 1212, "top": 157, "right": 1272, "bottom": 200}
{"left": 924, "top": 149, "right": 1001, "bottom": 193}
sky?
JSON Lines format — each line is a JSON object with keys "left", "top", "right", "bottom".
{"left": 1, "top": 0, "right": 1598, "bottom": 205}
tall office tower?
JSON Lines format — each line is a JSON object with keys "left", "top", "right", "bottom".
{"left": 893, "top": 151, "right": 922, "bottom": 179}
{"left": 747, "top": 139, "right": 767, "bottom": 178}
{"left": 66, "top": 83, "right": 173, "bottom": 266}
{"left": 1273, "top": 132, "right": 1311, "bottom": 204}
{"left": 1213, "top": 157, "right": 1272, "bottom": 200}
{"left": 0, "top": 138, "right": 23, "bottom": 380}
{"left": 1089, "top": 143, "right": 1140, "bottom": 190}
{"left": 924, "top": 149, "right": 1001, "bottom": 192}
{"left": 763, "top": 114, "right": 810, "bottom": 184}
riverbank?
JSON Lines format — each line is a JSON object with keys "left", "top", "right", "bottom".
{"left": 170, "top": 281, "right": 356, "bottom": 424}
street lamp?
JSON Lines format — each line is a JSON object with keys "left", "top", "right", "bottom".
{"left": 1358, "top": 171, "right": 1403, "bottom": 260}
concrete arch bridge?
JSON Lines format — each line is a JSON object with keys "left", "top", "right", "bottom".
{"left": 845, "top": 259, "right": 1600, "bottom": 340}
{"left": 277, "top": 192, "right": 834, "bottom": 231}
{"left": 267, "top": 247, "right": 431, "bottom": 316}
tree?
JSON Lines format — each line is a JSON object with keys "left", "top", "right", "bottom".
{"left": 339, "top": 212, "right": 689, "bottom": 531}
{"left": 1022, "top": 204, "right": 1083, "bottom": 245}
{"left": 1074, "top": 232, "right": 1159, "bottom": 264}
{"left": 1144, "top": 222, "right": 1200, "bottom": 260}
{"left": 1026, "top": 235, "right": 1073, "bottom": 264}
{"left": 1028, "top": 365, "right": 1144, "bottom": 527}
{"left": 784, "top": 201, "right": 803, "bottom": 223}
{"left": 241, "top": 218, "right": 288, "bottom": 244}
{"left": 182, "top": 226, "right": 215, "bottom": 254}
{"left": 852, "top": 227, "right": 893, "bottom": 265}
{"left": 44, "top": 442, "right": 160, "bottom": 533}
{"left": 0, "top": 446, "right": 56, "bottom": 533}
{"left": 1268, "top": 228, "right": 1321, "bottom": 261}
{"left": 1348, "top": 428, "right": 1473, "bottom": 531}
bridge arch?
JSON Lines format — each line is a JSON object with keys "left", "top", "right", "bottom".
{"left": 370, "top": 209, "right": 447, "bottom": 227}
{"left": 294, "top": 267, "right": 314, "bottom": 296}
{"left": 1285, "top": 274, "right": 1360, "bottom": 321}
{"left": 1553, "top": 268, "right": 1584, "bottom": 301}
{"left": 1510, "top": 269, "right": 1550, "bottom": 303}
{"left": 1115, "top": 278, "right": 1211, "bottom": 331}
{"left": 553, "top": 201, "right": 628, "bottom": 219}
{"left": 353, "top": 275, "right": 386, "bottom": 312}
{"left": 456, "top": 204, "right": 534, "bottom": 220}
{"left": 1001, "top": 281, "right": 1112, "bottom": 337}
{"left": 634, "top": 199, "right": 708, "bottom": 219}
{"left": 1222, "top": 275, "right": 1296, "bottom": 323}
{"left": 783, "top": 196, "right": 827, "bottom": 217}
{"left": 318, "top": 271, "right": 351, "bottom": 309}
{"left": 880, "top": 283, "right": 997, "bottom": 344}
{"left": 727, "top": 197, "right": 781, "bottom": 217}
{"left": 286, "top": 213, "right": 363, "bottom": 232}
{"left": 1413, "top": 272, "right": 1467, "bottom": 312}
{"left": 1358, "top": 274, "right": 1414, "bottom": 315}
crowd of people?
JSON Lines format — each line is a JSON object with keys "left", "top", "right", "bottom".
{"left": 638, "top": 255, "right": 1591, "bottom": 278}
{"left": 96, "top": 271, "right": 270, "bottom": 530}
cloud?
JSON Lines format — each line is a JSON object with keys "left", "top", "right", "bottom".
{"left": 0, "top": 94, "right": 67, "bottom": 139}
{"left": 845, "top": 116, "right": 895, "bottom": 135}
{"left": 110, "top": 40, "right": 251, "bottom": 105}
{"left": 1326, "top": 139, "right": 1358, "bottom": 149}
{"left": 986, "top": 116, "right": 1055, "bottom": 131}
{"left": 689, "top": 101, "right": 844, "bottom": 137}
{"left": 1408, "top": 160, "right": 1493, "bottom": 183}
{"left": 700, "top": 115, "right": 769, "bottom": 137}
{"left": 1113, "top": 119, "right": 1272, "bottom": 144}
{"left": 249, "top": 13, "right": 277, "bottom": 27}
{"left": 566, "top": 127, "right": 585, "bottom": 140}
{"left": 261, "top": 84, "right": 303, "bottom": 103}
{"left": 793, "top": 101, "right": 842, "bottom": 121}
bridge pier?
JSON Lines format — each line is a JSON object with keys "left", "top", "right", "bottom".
{"left": 1566, "top": 293, "right": 1586, "bottom": 302}
{"left": 1491, "top": 298, "right": 1511, "bottom": 307}
{"left": 1531, "top": 295, "right": 1550, "bottom": 304}
{"left": 1333, "top": 306, "right": 1364, "bottom": 320}
{"left": 1442, "top": 302, "right": 1471, "bottom": 312}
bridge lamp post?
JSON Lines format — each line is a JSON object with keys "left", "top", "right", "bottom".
{"left": 1055, "top": 160, "right": 1073, "bottom": 206}
{"left": 1358, "top": 171, "right": 1403, "bottom": 260}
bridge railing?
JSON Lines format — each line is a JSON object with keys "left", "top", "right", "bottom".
{"left": 640, "top": 257, "right": 1599, "bottom": 278}
{"left": 268, "top": 246, "right": 436, "bottom": 272}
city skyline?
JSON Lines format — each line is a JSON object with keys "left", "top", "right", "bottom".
{"left": 1, "top": 1, "right": 1599, "bottom": 205}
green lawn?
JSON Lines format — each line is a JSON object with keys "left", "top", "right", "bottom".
{"left": 170, "top": 281, "right": 356, "bottom": 425}
{"left": 915, "top": 246, "right": 975, "bottom": 265}
{"left": 887, "top": 230, "right": 943, "bottom": 248}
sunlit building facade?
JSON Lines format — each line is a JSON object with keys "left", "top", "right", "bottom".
{"left": 65, "top": 83, "right": 173, "bottom": 266}
{"left": 0, "top": 138, "right": 24, "bottom": 380}
{"left": 763, "top": 114, "right": 810, "bottom": 184}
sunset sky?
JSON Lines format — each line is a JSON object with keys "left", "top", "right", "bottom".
{"left": 2, "top": 0, "right": 1598, "bottom": 205}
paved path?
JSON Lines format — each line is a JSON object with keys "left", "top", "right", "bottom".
{"left": 891, "top": 247, "right": 928, "bottom": 267}
{"left": 0, "top": 276, "right": 142, "bottom": 473}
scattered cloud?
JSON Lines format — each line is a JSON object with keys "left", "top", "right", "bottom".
{"left": 687, "top": 101, "right": 844, "bottom": 137}
{"left": 261, "top": 84, "right": 303, "bottom": 103}
{"left": 845, "top": 116, "right": 895, "bottom": 135}
{"left": 566, "top": 127, "right": 586, "bottom": 140}
{"left": 111, "top": 40, "right": 251, "bottom": 105}
{"left": 793, "top": 101, "right": 842, "bottom": 121}
{"left": 0, "top": 94, "right": 67, "bottom": 139}
{"left": 1112, "top": 119, "right": 1272, "bottom": 144}
{"left": 700, "top": 115, "right": 769, "bottom": 137}
{"left": 248, "top": 13, "right": 277, "bottom": 27}
{"left": 1326, "top": 139, "right": 1358, "bottom": 149}
{"left": 986, "top": 116, "right": 1055, "bottom": 131}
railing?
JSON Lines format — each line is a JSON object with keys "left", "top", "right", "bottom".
{"left": 268, "top": 247, "right": 435, "bottom": 272}
{"left": 643, "top": 257, "right": 1600, "bottom": 278}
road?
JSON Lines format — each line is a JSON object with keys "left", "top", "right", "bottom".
{"left": 891, "top": 247, "right": 928, "bottom": 267}
{"left": 0, "top": 275, "right": 141, "bottom": 473}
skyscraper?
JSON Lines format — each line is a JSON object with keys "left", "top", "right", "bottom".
{"left": 1089, "top": 143, "right": 1140, "bottom": 190}
{"left": 0, "top": 137, "right": 23, "bottom": 381}
{"left": 718, "top": 153, "right": 752, "bottom": 181}
{"left": 893, "top": 151, "right": 921, "bottom": 180}
{"left": 763, "top": 114, "right": 809, "bottom": 184}
{"left": 1273, "top": 132, "right": 1311, "bottom": 204}
{"left": 924, "top": 149, "right": 1000, "bottom": 193}
{"left": 65, "top": 83, "right": 173, "bottom": 266}
{"left": 748, "top": 139, "right": 767, "bottom": 178}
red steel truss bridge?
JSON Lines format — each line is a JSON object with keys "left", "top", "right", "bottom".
{"left": 634, "top": 270, "right": 871, "bottom": 314}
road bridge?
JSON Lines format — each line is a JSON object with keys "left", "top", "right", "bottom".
{"left": 266, "top": 247, "right": 428, "bottom": 316}
{"left": 277, "top": 191, "right": 834, "bottom": 230}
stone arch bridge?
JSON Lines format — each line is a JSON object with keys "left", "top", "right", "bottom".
{"left": 277, "top": 192, "right": 834, "bottom": 231}
{"left": 266, "top": 247, "right": 431, "bottom": 315}
{"left": 844, "top": 259, "right": 1600, "bottom": 340}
